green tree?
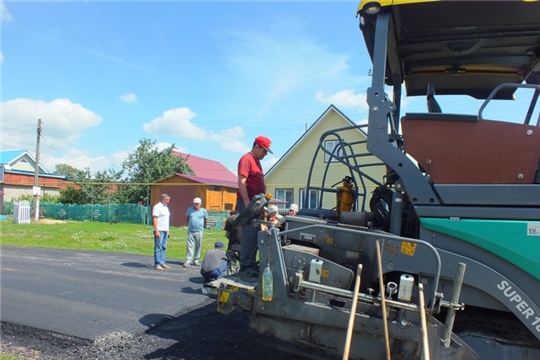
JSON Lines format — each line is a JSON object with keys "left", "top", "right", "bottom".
{"left": 58, "top": 166, "right": 123, "bottom": 205}
{"left": 54, "top": 163, "right": 87, "bottom": 180}
{"left": 117, "top": 138, "right": 192, "bottom": 204}
{"left": 81, "top": 168, "right": 124, "bottom": 204}
{"left": 59, "top": 185, "right": 91, "bottom": 204}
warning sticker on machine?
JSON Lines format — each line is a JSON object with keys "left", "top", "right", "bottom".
{"left": 400, "top": 241, "right": 417, "bottom": 256}
{"left": 527, "top": 223, "right": 540, "bottom": 236}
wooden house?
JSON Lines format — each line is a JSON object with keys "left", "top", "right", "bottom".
{"left": 150, "top": 153, "right": 238, "bottom": 227}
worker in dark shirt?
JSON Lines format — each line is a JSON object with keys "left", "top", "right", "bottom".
{"left": 224, "top": 210, "right": 243, "bottom": 275}
{"left": 200, "top": 241, "right": 227, "bottom": 283}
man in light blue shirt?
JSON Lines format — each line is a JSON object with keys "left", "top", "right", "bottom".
{"left": 184, "top": 197, "right": 208, "bottom": 267}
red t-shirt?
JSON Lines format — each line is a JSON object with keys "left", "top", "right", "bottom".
{"left": 237, "top": 152, "right": 265, "bottom": 200}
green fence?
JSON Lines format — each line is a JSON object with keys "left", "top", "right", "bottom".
{"left": 3, "top": 201, "right": 151, "bottom": 224}
{"left": 3, "top": 201, "right": 231, "bottom": 227}
{"left": 206, "top": 211, "right": 230, "bottom": 229}
{"left": 3, "top": 201, "right": 13, "bottom": 216}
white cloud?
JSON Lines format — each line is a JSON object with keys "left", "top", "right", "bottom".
{"left": 207, "top": 126, "right": 250, "bottom": 153}
{"left": 143, "top": 107, "right": 250, "bottom": 153}
{"left": 355, "top": 118, "right": 368, "bottom": 125}
{"left": 119, "top": 93, "right": 137, "bottom": 104}
{"left": 2, "top": 98, "right": 102, "bottom": 152}
{"left": 155, "top": 141, "right": 189, "bottom": 154}
{"left": 262, "top": 156, "right": 278, "bottom": 172}
{"left": 155, "top": 142, "right": 172, "bottom": 151}
{"left": 0, "top": 53, "right": 4, "bottom": 64}
{"left": 1, "top": 1, "right": 12, "bottom": 22}
{"left": 315, "top": 89, "right": 369, "bottom": 111}
{"left": 40, "top": 148, "right": 128, "bottom": 173}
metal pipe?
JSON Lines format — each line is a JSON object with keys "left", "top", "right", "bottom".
{"left": 441, "top": 262, "right": 466, "bottom": 347}
{"left": 376, "top": 240, "right": 391, "bottom": 360}
{"left": 296, "top": 278, "right": 420, "bottom": 311}
{"left": 343, "top": 264, "right": 363, "bottom": 360}
{"left": 386, "top": 282, "right": 398, "bottom": 298}
{"left": 418, "top": 283, "right": 431, "bottom": 360}
{"left": 389, "top": 191, "right": 404, "bottom": 235}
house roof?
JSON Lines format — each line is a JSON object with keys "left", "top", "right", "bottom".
{"left": 265, "top": 105, "right": 367, "bottom": 176}
{"left": 174, "top": 173, "right": 238, "bottom": 189}
{"left": 174, "top": 152, "right": 237, "bottom": 183}
{"left": 3, "top": 169, "right": 71, "bottom": 180}
{"left": 0, "top": 150, "right": 49, "bottom": 173}
{"left": 0, "top": 150, "right": 26, "bottom": 164}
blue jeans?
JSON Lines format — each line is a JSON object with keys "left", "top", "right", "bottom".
{"left": 200, "top": 261, "right": 228, "bottom": 281}
{"left": 186, "top": 231, "right": 203, "bottom": 264}
{"left": 237, "top": 198, "right": 259, "bottom": 269}
{"left": 154, "top": 231, "right": 168, "bottom": 266}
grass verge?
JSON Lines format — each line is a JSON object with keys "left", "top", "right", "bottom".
{"left": 0, "top": 219, "right": 227, "bottom": 260}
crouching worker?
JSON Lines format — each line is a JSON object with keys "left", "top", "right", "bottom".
{"left": 200, "top": 241, "right": 227, "bottom": 283}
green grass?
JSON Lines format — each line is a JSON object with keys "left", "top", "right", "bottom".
{"left": 0, "top": 355, "right": 28, "bottom": 360}
{"left": 0, "top": 219, "right": 227, "bottom": 260}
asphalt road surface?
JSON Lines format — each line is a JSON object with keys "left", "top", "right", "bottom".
{"left": 1, "top": 245, "right": 213, "bottom": 340}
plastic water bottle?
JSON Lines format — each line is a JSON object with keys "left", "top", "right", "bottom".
{"left": 262, "top": 263, "right": 273, "bottom": 301}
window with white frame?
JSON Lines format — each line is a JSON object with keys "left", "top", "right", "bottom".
{"left": 275, "top": 188, "right": 294, "bottom": 210}
{"left": 300, "top": 188, "right": 319, "bottom": 209}
{"left": 324, "top": 140, "right": 343, "bottom": 162}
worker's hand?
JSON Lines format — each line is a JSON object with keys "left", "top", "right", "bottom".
{"left": 244, "top": 199, "right": 250, "bottom": 207}
{"left": 155, "top": 231, "right": 160, "bottom": 238}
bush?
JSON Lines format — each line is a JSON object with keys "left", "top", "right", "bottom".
{"left": 19, "top": 193, "right": 60, "bottom": 204}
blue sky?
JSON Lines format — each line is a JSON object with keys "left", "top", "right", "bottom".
{"left": 2, "top": 1, "right": 537, "bottom": 176}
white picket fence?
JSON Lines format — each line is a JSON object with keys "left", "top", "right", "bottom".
{"left": 13, "top": 200, "right": 31, "bottom": 224}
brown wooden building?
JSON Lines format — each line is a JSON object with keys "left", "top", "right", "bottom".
{"left": 150, "top": 153, "right": 238, "bottom": 227}
{"left": 151, "top": 174, "right": 238, "bottom": 227}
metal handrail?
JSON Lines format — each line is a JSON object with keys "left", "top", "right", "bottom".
{"left": 478, "top": 83, "right": 540, "bottom": 125}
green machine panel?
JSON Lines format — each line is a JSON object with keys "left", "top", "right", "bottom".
{"left": 420, "top": 218, "right": 540, "bottom": 281}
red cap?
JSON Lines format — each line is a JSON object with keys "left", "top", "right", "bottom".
{"left": 254, "top": 135, "right": 273, "bottom": 154}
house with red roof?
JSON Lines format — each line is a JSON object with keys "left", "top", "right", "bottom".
{"left": 150, "top": 152, "right": 238, "bottom": 227}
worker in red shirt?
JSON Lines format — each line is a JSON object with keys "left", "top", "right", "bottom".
{"left": 236, "top": 135, "right": 272, "bottom": 278}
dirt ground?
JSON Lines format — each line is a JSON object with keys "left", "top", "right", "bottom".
{"left": 34, "top": 219, "right": 67, "bottom": 224}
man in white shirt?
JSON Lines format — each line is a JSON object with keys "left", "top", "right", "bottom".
{"left": 152, "top": 193, "right": 171, "bottom": 270}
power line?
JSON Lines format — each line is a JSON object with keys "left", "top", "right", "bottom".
{"left": 41, "top": 134, "right": 67, "bottom": 161}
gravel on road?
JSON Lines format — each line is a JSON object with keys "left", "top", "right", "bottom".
{"left": 1, "top": 302, "right": 307, "bottom": 360}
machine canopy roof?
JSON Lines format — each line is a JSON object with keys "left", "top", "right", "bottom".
{"left": 358, "top": 0, "right": 540, "bottom": 99}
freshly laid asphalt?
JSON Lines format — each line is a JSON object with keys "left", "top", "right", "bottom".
{"left": 1, "top": 245, "right": 214, "bottom": 340}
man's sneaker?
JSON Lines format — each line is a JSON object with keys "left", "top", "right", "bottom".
{"left": 193, "top": 260, "right": 200, "bottom": 266}
{"left": 183, "top": 262, "right": 190, "bottom": 268}
{"left": 161, "top": 264, "right": 170, "bottom": 269}
{"left": 155, "top": 265, "right": 164, "bottom": 271}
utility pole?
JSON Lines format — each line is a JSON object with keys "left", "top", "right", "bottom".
{"left": 32, "top": 119, "right": 42, "bottom": 221}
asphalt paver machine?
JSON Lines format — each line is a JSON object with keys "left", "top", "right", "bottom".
{"left": 206, "top": 1, "right": 540, "bottom": 358}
